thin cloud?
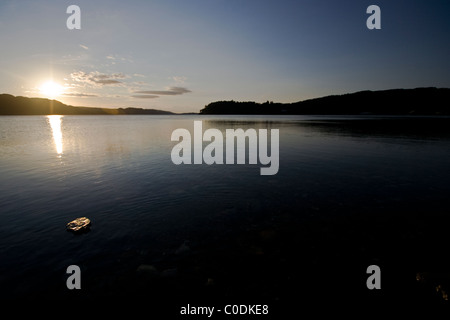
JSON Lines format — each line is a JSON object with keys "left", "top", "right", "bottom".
{"left": 134, "top": 87, "right": 191, "bottom": 96}
{"left": 62, "top": 92, "right": 98, "bottom": 97}
{"left": 79, "top": 44, "right": 89, "bottom": 50}
{"left": 172, "top": 76, "right": 187, "bottom": 84}
{"left": 70, "top": 71, "right": 128, "bottom": 87}
{"left": 93, "top": 73, "right": 127, "bottom": 80}
{"left": 94, "top": 79, "right": 121, "bottom": 85}
{"left": 105, "top": 54, "right": 133, "bottom": 63}
{"left": 131, "top": 95, "right": 159, "bottom": 99}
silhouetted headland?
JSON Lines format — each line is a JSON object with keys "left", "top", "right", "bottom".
{"left": 200, "top": 87, "right": 450, "bottom": 115}
{"left": 0, "top": 94, "right": 174, "bottom": 115}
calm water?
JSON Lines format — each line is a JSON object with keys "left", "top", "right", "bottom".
{"left": 1, "top": 115, "right": 450, "bottom": 302}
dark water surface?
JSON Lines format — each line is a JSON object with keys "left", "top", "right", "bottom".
{"left": 1, "top": 115, "right": 450, "bottom": 311}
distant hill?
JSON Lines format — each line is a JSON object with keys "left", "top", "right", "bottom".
{"left": 200, "top": 88, "right": 450, "bottom": 115}
{"left": 0, "top": 94, "right": 174, "bottom": 115}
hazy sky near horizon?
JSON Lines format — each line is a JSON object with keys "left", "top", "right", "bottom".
{"left": 0, "top": 0, "right": 449, "bottom": 112}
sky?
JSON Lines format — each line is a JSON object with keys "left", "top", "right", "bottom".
{"left": 0, "top": 0, "right": 449, "bottom": 113}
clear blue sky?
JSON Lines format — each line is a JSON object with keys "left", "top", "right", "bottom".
{"left": 0, "top": 0, "right": 449, "bottom": 112}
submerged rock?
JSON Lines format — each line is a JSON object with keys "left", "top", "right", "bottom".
{"left": 205, "top": 278, "right": 215, "bottom": 286}
{"left": 175, "top": 241, "right": 190, "bottom": 255}
{"left": 66, "top": 217, "right": 91, "bottom": 233}
{"left": 161, "top": 268, "right": 178, "bottom": 278}
{"left": 136, "top": 264, "right": 159, "bottom": 279}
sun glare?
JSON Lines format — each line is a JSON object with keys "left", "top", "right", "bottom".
{"left": 39, "top": 81, "right": 64, "bottom": 98}
{"left": 47, "top": 115, "right": 63, "bottom": 155}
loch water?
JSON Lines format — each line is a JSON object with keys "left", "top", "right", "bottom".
{"left": 1, "top": 115, "right": 450, "bottom": 305}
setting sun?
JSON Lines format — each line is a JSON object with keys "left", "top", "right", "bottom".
{"left": 39, "top": 81, "right": 64, "bottom": 98}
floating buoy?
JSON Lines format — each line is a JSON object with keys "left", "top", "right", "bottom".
{"left": 66, "top": 217, "right": 91, "bottom": 233}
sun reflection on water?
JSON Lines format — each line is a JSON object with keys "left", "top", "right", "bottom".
{"left": 47, "top": 115, "right": 63, "bottom": 156}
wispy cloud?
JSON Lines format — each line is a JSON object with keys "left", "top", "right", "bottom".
{"left": 172, "top": 76, "right": 187, "bottom": 84}
{"left": 133, "top": 87, "right": 191, "bottom": 96}
{"left": 131, "top": 95, "right": 159, "bottom": 99}
{"left": 70, "top": 71, "right": 128, "bottom": 87}
{"left": 105, "top": 54, "right": 133, "bottom": 63}
{"left": 62, "top": 92, "right": 98, "bottom": 97}
{"left": 79, "top": 44, "right": 89, "bottom": 50}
